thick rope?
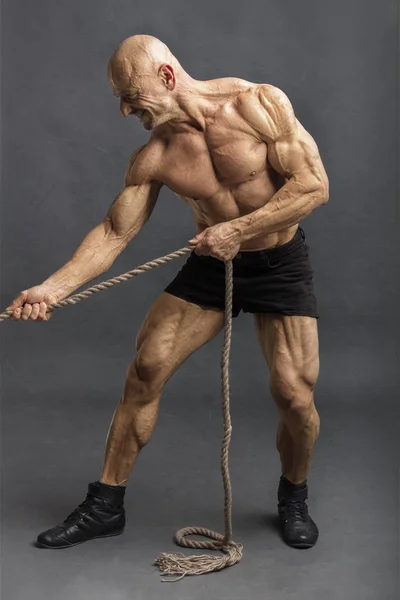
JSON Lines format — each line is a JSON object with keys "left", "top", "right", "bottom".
{"left": 0, "top": 246, "right": 243, "bottom": 580}
{"left": 0, "top": 248, "right": 193, "bottom": 323}
{"left": 154, "top": 258, "right": 243, "bottom": 581}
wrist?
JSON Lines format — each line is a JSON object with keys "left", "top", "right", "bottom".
{"left": 229, "top": 218, "right": 248, "bottom": 243}
{"left": 40, "top": 281, "right": 68, "bottom": 302}
{"left": 42, "top": 270, "right": 77, "bottom": 301}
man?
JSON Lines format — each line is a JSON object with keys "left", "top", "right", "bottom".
{"left": 7, "top": 35, "right": 329, "bottom": 550}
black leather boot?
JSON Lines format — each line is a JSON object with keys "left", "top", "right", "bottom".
{"left": 277, "top": 476, "right": 319, "bottom": 549}
{"left": 36, "top": 481, "right": 126, "bottom": 549}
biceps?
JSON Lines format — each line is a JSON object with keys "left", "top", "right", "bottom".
{"left": 268, "top": 135, "right": 326, "bottom": 190}
{"left": 106, "top": 182, "right": 161, "bottom": 241}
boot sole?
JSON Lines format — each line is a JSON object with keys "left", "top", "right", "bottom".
{"left": 283, "top": 534, "right": 319, "bottom": 549}
{"left": 36, "top": 529, "right": 124, "bottom": 549}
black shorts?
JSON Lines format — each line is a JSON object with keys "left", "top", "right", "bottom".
{"left": 165, "top": 227, "right": 319, "bottom": 319}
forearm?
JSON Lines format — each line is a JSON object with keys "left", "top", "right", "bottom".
{"left": 232, "top": 178, "right": 328, "bottom": 242}
{"left": 41, "top": 181, "right": 161, "bottom": 299}
{"left": 42, "top": 221, "right": 125, "bottom": 299}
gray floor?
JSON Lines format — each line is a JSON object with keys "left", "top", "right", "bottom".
{"left": 1, "top": 320, "right": 399, "bottom": 600}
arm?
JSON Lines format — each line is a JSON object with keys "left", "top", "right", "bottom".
{"left": 43, "top": 146, "right": 162, "bottom": 299}
{"left": 231, "top": 85, "right": 329, "bottom": 242}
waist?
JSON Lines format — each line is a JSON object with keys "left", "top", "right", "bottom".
{"left": 234, "top": 227, "right": 305, "bottom": 262}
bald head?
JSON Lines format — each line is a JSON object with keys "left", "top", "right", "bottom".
{"left": 108, "top": 35, "right": 195, "bottom": 130}
{"left": 108, "top": 35, "right": 181, "bottom": 86}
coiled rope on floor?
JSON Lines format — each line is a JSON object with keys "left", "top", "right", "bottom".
{"left": 0, "top": 246, "right": 243, "bottom": 581}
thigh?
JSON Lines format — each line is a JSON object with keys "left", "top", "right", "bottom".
{"left": 254, "top": 313, "right": 320, "bottom": 390}
{"left": 135, "top": 292, "right": 225, "bottom": 381}
{"left": 165, "top": 251, "right": 240, "bottom": 317}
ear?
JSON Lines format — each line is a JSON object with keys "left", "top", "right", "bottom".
{"left": 159, "top": 64, "right": 175, "bottom": 90}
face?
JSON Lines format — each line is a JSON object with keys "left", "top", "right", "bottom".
{"left": 108, "top": 61, "right": 176, "bottom": 131}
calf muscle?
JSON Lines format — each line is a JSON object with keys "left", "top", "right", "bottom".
{"left": 100, "top": 292, "right": 225, "bottom": 486}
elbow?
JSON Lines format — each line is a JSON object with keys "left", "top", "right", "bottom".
{"left": 310, "top": 176, "right": 329, "bottom": 206}
{"left": 317, "top": 182, "right": 329, "bottom": 205}
{"left": 298, "top": 168, "right": 329, "bottom": 206}
{"left": 316, "top": 170, "right": 329, "bottom": 205}
{"left": 320, "top": 177, "right": 329, "bottom": 204}
{"left": 103, "top": 216, "right": 114, "bottom": 238}
{"left": 102, "top": 217, "right": 131, "bottom": 256}
{"left": 303, "top": 183, "right": 328, "bottom": 209}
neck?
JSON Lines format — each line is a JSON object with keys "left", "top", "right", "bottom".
{"left": 168, "top": 72, "right": 228, "bottom": 131}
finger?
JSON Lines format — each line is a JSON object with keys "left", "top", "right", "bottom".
{"left": 189, "top": 234, "right": 203, "bottom": 245}
{"left": 21, "top": 304, "right": 33, "bottom": 320}
{"left": 38, "top": 302, "right": 48, "bottom": 321}
{"left": 6, "top": 292, "right": 26, "bottom": 311}
{"left": 30, "top": 303, "right": 41, "bottom": 321}
{"left": 41, "top": 307, "right": 52, "bottom": 321}
{"left": 12, "top": 308, "right": 22, "bottom": 321}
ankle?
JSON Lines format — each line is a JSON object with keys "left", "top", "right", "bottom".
{"left": 98, "top": 478, "right": 127, "bottom": 489}
{"left": 280, "top": 475, "right": 307, "bottom": 489}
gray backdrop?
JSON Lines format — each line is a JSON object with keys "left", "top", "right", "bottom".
{"left": 1, "top": 0, "right": 398, "bottom": 599}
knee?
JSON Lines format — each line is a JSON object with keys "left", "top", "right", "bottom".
{"left": 270, "top": 362, "right": 318, "bottom": 414}
{"left": 125, "top": 347, "right": 168, "bottom": 394}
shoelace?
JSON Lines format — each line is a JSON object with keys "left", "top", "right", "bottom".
{"left": 63, "top": 493, "right": 98, "bottom": 523}
{"left": 282, "top": 499, "right": 309, "bottom": 523}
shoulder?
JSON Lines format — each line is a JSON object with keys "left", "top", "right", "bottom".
{"left": 236, "top": 84, "right": 297, "bottom": 141}
{"left": 124, "top": 139, "right": 164, "bottom": 187}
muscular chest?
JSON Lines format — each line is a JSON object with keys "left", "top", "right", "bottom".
{"left": 156, "top": 122, "right": 268, "bottom": 199}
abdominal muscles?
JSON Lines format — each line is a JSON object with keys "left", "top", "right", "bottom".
{"left": 178, "top": 167, "right": 288, "bottom": 250}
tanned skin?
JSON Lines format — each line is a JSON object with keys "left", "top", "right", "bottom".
{"left": 7, "top": 35, "right": 329, "bottom": 486}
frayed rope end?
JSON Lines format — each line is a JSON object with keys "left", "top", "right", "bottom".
{"left": 154, "top": 542, "right": 243, "bottom": 582}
